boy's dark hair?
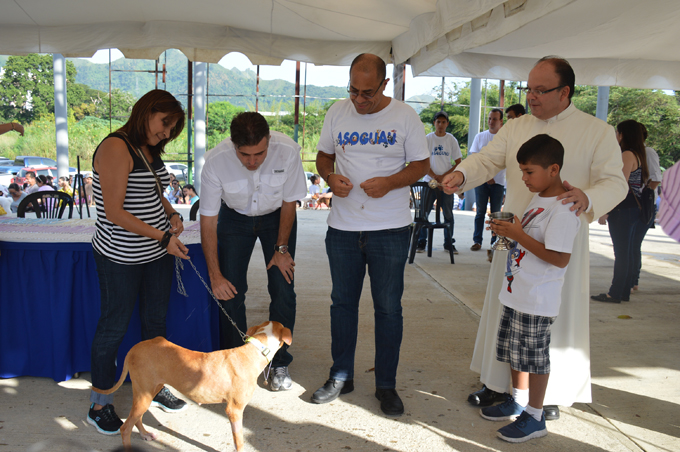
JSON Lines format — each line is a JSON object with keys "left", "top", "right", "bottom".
{"left": 516, "top": 134, "right": 564, "bottom": 170}
{"left": 310, "top": 174, "right": 319, "bottom": 184}
{"left": 230, "top": 112, "right": 270, "bottom": 148}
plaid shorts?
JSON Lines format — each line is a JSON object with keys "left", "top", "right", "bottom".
{"left": 496, "top": 305, "right": 556, "bottom": 374}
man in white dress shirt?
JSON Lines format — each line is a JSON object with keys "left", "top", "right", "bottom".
{"left": 443, "top": 56, "right": 628, "bottom": 420}
{"left": 468, "top": 109, "right": 506, "bottom": 253}
{"left": 200, "top": 112, "right": 307, "bottom": 392}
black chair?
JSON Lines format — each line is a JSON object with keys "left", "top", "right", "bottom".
{"left": 189, "top": 199, "right": 200, "bottom": 221}
{"left": 17, "top": 191, "right": 74, "bottom": 219}
{"left": 408, "top": 182, "right": 454, "bottom": 264}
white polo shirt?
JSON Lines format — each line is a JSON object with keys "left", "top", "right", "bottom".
{"left": 200, "top": 131, "right": 307, "bottom": 217}
{"left": 317, "top": 98, "right": 430, "bottom": 231}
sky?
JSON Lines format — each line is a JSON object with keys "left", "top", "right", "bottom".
{"left": 84, "top": 49, "right": 467, "bottom": 100}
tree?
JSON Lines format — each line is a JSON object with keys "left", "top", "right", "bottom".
{"left": 0, "top": 54, "right": 83, "bottom": 123}
{"left": 206, "top": 101, "right": 245, "bottom": 149}
{"left": 573, "top": 86, "right": 680, "bottom": 168}
{"left": 418, "top": 80, "right": 524, "bottom": 156}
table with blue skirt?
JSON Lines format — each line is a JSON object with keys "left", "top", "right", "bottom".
{"left": 0, "top": 218, "right": 220, "bottom": 381}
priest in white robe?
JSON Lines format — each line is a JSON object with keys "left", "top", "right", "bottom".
{"left": 443, "top": 57, "right": 628, "bottom": 412}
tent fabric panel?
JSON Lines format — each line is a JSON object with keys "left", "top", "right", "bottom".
{"left": 415, "top": 52, "right": 680, "bottom": 91}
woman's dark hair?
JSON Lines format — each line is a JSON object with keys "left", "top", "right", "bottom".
{"left": 117, "top": 89, "right": 185, "bottom": 157}
{"left": 230, "top": 112, "right": 270, "bottom": 148}
{"left": 183, "top": 184, "right": 196, "bottom": 195}
{"left": 36, "top": 175, "right": 48, "bottom": 185}
{"left": 617, "top": 119, "right": 649, "bottom": 183}
{"left": 9, "top": 183, "right": 20, "bottom": 192}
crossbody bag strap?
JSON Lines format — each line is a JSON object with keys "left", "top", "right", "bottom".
{"left": 118, "top": 132, "right": 164, "bottom": 202}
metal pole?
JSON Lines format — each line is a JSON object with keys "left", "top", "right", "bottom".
{"left": 499, "top": 80, "right": 505, "bottom": 108}
{"left": 187, "top": 61, "right": 193, "bottom": 184}
{"left": 465, "top": 78, "right": 483, "bottom": 211}
{"left": 256, "top": 65, "right": 260, "bottom": 112}
{"left": 440, "top": 77, "right": 445, "bottom": 109}
{"left": 194, "top": 62, "right": 207, "bottom": 195}
{"left": 596, "top": 86, "right": 610, "bottom": 122}
{"left": 301, "top": 63, "right": 308, "bottom": 151}
{"left": 294, "top": 61, "right": 300, "bottom": 142}
{"left": 109, "top": 49, "right": 112, "bottom": 132}
{"left": 53, "top": 54, "right": 69, "bottom": 179}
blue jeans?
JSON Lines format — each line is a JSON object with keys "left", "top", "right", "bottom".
{"left": 217, "top": 204, "right": 296, "bottom": 367}
{"left": 474, "top": 183, "right": 504, "bottom": 245}
{"left": 633, "top": 205, "right": 655, "bottom": 286}
{"left": 607, "top": 207, "right": 646, "bottom": 300}
{"left": 90, "top": 250, "right": 173, "bottom": 405}
{"left": 325, "top": 226, "right": 409, "bottom": 389}
{"left": 417, "top": 187, "right": 454, "bottom": 245}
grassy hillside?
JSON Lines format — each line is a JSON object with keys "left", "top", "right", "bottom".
{"left": 67, "top": 50, "right": 347, "bottom": 110}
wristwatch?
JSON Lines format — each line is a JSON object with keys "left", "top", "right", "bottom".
{"left": 169, "top": 211, "right": 184, "bottom": 222}
{"left": 275, "top": 244, "right": 289, "bottom": 255}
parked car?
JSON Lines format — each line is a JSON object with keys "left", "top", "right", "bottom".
{"left": 166, "top": 163, "right": 190, "bottom": 182}
{"left": 12, "top": 167, "right": 58, "bottom": 185}
{"left": 11, "top": 156, "right": 77, "bottom": 173}
{"left": 0, "top": 157, "right": 13, "bottom": 166}
{"left": 0, "top": 168, "right": 14, "bottom": 186}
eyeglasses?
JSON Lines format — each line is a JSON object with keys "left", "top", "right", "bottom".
{"left": 519, "top": 86, "right": 565, "bottom": 96}
{"left": 347, "top": 79, "right": 385, "bottom": 100}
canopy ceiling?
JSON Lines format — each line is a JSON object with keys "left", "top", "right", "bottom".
{"left": 1, "top": 0, "right": 680, "bottom": 89}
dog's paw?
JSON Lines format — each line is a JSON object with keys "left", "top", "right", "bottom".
{"left": 140, "top": 431, "right": 157, "bottom": 441}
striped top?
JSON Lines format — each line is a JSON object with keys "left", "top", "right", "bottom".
{"left": 91, "top": 132, "right": 171, "bottom": 265}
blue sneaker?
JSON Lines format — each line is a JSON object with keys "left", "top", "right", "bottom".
{"left": 497, "top": 411, "right": 547, "bottom": 443}
{"left": 480, "top": 396, "right": 525, "bottom": 421}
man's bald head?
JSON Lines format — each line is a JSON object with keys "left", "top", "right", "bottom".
{"left": 534, "top": 56, "right": 575, "bottom": 100}
{"left": 349, "top": 53, "right": 386, "bottom": 81}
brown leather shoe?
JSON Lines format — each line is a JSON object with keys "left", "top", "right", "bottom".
{"left": 470, "top": 243, "right": 482, "bottom": 251}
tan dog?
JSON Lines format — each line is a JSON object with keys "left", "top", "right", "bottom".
{"left": 92, "top": 320, "right": 292, "bottom": 451}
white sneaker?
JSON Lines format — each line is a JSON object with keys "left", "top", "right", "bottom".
{"left": 269, "top": 366, "right": 293, "bottom": 391}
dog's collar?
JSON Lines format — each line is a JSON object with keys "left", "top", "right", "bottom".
{"left": 245, "top": 337, "right": 273, "bottom": 363}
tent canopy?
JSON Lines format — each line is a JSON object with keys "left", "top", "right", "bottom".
{"left": 412, "top": 0, "right": 680, "bottom": 90}
{"left": 1, "top": 0, "right": 680, "bottom": 89}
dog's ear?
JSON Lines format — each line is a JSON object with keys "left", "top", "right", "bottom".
{"left": 281, "top": 327, "right": 292, "bottom": 346}
{"left": 246, "top": 325, "right": 258, "bottom": 337}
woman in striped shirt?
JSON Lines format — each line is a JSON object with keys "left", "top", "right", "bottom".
{"left": 88, "top": 90, "right": 190, "bottom": 435}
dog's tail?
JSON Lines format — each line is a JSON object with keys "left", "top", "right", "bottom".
{"left": 90, "top": 351, "right": 130, "bottom": 395}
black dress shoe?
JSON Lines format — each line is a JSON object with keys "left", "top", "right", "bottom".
{"left": 544, "top": 405, "right": 560, "bottom": 420}
{"left": 311, "top": 379, "right": 354, "bottom": 404}
{"left": 591, "top": 293, "right": 621, "bottom": 303}
{"left": 375, "top": 388, "right": 404, "bottom": 416}
{"left": 467, "top": 385, "right": 508, "bottom": 407}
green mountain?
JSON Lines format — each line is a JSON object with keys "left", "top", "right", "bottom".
{"left": 406, "top": 94, "right": 435, "bottom": 114}
{"left": 67, "top": 49, "right": 348, "bottom": 110}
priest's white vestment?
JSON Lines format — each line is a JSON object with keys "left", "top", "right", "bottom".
{"left": 458, "top": 103, "right": 628, "bottom": 405}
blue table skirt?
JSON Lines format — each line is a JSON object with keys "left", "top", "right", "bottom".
{"left": 0, "top": 241, "right": 220, "bottom": 381}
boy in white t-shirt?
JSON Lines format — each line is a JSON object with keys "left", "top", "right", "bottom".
{"left": 481, "top": 134, "right": 580, "bottom": 443}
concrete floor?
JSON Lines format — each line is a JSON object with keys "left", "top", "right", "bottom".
{"left": 1, "top": 208, "right": 679, "bottom": 452}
